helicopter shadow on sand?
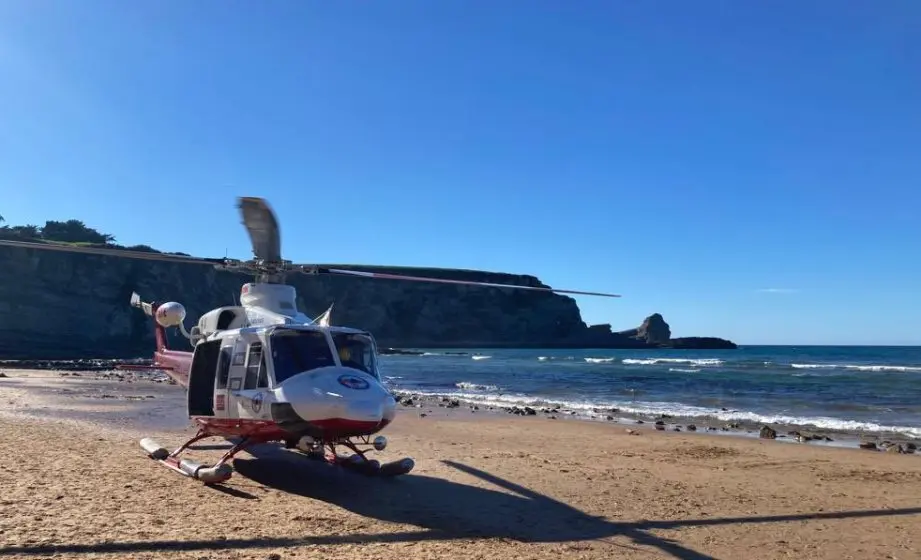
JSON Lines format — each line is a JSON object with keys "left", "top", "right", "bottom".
{"left": 228, "top": 442, "right": 921, "bottom": 560}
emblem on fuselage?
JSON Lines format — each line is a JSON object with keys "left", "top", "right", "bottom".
{"left": 337, "top": 374, "right": 370, "bottom": 390}
{"left": 251, "top": 392, "right": 263, "bottom": 413}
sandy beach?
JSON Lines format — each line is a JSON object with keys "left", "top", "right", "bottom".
{"left": 1, "top": 368, "right": 920, "bottom": 560}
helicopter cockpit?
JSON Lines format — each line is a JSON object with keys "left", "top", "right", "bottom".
{"left": 330, "top": 331, "right": 378, "bottom": 376}
{"left": 268, "top": 327, "right": 380, "bottom": 384}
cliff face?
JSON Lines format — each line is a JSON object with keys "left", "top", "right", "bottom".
{"left": 0, "top": 245, "right": 736, "bottom": 359}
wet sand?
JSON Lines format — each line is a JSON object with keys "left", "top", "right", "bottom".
{"left": 1, "top": 369, "right": 921, "bottom": 560}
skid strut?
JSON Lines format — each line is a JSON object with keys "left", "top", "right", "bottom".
{"left": 139, "top": 431, "right": 255, "bottom": 484}
{"left": 298, "top": 439, "right": 416, "bottom": 477}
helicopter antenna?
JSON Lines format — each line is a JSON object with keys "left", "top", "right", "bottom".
{"left": 311, "top": 303, "right": 334, "bottom": 327}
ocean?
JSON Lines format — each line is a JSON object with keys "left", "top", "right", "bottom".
{"left": 378, "top": 345, "right": 921, "bottom": 439}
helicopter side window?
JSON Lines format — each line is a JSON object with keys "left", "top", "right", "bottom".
{"left": 270, "top": 330, "right": 335, "bottom": 384}
{"left": 216, "top": 346, "right": 232, "bottom": 389}
{"left": 331, "top": 332, "right": 378, "bottom": 379}
{"left": 244, "top": 342, "right": 266, "bottom": 390}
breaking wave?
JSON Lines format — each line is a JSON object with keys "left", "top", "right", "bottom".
{"left": 791, "top": 363, "right": 921, "bottom": 373}
{"left": 622, "top": 358, "right": 725, "bottom": 367}
{"left": 400, "top": 388, "right": 921, "bottom": 438}
{"left": 455, "top": 381, "right": 499, "bottom": 392}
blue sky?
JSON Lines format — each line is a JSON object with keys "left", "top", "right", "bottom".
{"left": 1, "top": 1, "right": 918, "bottom": 345}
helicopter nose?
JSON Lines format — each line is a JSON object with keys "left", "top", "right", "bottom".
{"left": 271, "top": 366, "right": 396, "bottom": 438}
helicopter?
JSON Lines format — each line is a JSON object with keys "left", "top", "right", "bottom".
{"left": 0, "top": 196, "right": 621, "bottom": 484}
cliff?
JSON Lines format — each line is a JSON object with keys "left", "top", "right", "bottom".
{"left": 0, "top": 245, "right": 736, "bottom": 359}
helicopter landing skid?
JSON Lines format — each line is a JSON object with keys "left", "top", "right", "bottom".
{"left": 330, "top": 452, "right": 416, "bottom": 477}
{"left": 139, "top": 431, "right": 254, "bottom": 485}
{"left": 293, "top": 439, "right": 415, "bottom": 477}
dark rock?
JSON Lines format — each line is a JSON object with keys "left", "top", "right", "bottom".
{"left": 759, "top": 426, "right": 777, "bottom": 439}
{"left": 687, "top": 424, "right": 696, "bottom": 431}
{"left": 378, "top": 348, "right": 424, "bottom": 355}
{"left": 859, "top": 441, "right": 877, "bottom": 450}
{"left": 617, "top": 313, "right": 671, "bottom": 345}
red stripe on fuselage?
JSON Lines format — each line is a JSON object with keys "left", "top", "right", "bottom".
{"left": 188, "top": 416, "right": 391, "bottom": 441}
{"left": 191, "top": 417, "right": 290, "bottom": 440}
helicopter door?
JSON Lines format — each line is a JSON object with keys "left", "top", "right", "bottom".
{"left": 223, "top": 337, "right": 249, "bottom": 418}
{"left": 224, "top": 334, "right": 270, "bottom": 420}
{"left": 233, "top": 340, "right": 271, "bottom": 420}
{"left": 212, "top": 339, "right": 234, "bottom": 416}
{"left": 187, "top": 338, "right": 221, "bottom": 417}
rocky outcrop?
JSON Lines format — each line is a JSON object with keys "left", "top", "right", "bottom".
{"left": 0, "top": 245, "right": 736, "bottom": 359}
{"left": 616, "top": 313, "right": 671, "bottom": 345}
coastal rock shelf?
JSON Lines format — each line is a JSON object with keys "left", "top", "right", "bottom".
{"left": 0, "top": 245, "right": 735, "bottom": 359}
{"left": 391, "top": 391, "right": 921, "bottom": 453}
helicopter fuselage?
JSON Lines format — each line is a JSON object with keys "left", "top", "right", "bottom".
{"left": 151, "top": 318, "right": 396, "bottom": 445}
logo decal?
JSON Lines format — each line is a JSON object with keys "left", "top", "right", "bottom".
{"left": 338, "top": 374, "right": 370, "bottom": 390}
{"left": 251, "top": 392, "right": 263, "bottom": 413}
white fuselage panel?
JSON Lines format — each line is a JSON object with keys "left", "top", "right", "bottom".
{"left": 275, "top": 366, "right": 397, "bottom": 425}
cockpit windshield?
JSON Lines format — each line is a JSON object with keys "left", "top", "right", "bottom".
{"left": 331, "top": 332, "right": 378, "bottom": 378}
{"left": 269, "top": 329, "right": 336, "bottom": 384}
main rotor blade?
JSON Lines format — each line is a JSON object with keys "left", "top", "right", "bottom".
{"left": 316, "top": 267, "right": 621, "bottom": 298}
{"left": 0, "top": 239, "right": 222, "bottom": 266}
{"left": 237, "top": 196, "right": 282, "bottom": 263}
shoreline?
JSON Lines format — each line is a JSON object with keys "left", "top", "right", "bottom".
{"left": 1, "top": 358, "right": 919, "bottom": 453}
{"left": 389, "top": 390, "right": 921, "bottom": 454}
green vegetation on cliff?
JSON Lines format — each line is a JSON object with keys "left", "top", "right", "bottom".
{"left": 1, "top": 214, "right": 117, "bottom": 246}
{"left": 0, "top": 214, "right": 187, "bottom": 255}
